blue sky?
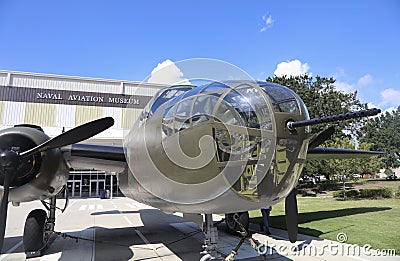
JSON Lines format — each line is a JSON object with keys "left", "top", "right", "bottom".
{"left": 0, "top": 0, "right": 399, "bottom": 112}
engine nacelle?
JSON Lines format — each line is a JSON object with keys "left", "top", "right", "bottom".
{"left": 0, "top": 126, "right": 69, "bottom": 204}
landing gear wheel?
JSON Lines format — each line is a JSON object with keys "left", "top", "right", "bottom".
{"left": 225, "top": 211, "right": 249, "bottom": 234}
{"left": 23, "top": 209, "right": 47, "bottom": 255}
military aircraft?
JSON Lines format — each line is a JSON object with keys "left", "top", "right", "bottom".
{"left": 0, "top": 80, "right": 381, "bottom": 260}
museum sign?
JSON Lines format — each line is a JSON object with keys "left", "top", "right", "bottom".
{"left": 0, "top": 85, "right": 152, "bottom": 109}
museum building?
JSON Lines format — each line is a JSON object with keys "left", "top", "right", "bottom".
{"left": 0, "top": 70, "right": 167, "bottom": 198}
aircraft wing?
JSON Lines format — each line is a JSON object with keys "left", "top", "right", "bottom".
{"left": 63, "top": 143, "right": 127, "bottom": 173}
{"left": 307, "top": 147, "right": 383, "bottom": 160}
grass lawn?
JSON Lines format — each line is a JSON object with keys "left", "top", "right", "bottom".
{"left": 249, "top": 197, "right": 400, "bottom": 253}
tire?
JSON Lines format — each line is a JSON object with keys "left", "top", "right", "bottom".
{"left": 23, "top": 209, "right": 47, "bottom": 252}
{"left": 225, "top": 212, "right": 249, "bottom": 234}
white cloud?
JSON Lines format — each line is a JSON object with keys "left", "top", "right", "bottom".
{"left": 334, "top": 67, "right": 346, "bottom": 78}
{"left": 357, "top": 74, "right": 373, "bottom": 86}
{"left": 274, "top": 60, "right": 311, "bottom": 76}
{"left": 334, "top": 74, "right": 373, "bottom": 93}
{"left": 335, "top": 81, "right": 354, "bottom": 92}
{"left": 380, "top": 88, "right": 400, "bottom": 107}
{"left": 260, "top": 14, "right": 274, "bottom": 32}
{"left": 332, "top": 71, "right": 398, "bottom": 112}
{"left": 147, "top": 59, "right": 191, "bottom": 85}
{"left": 367, "top": 102, "right": 379, "bottom": 109}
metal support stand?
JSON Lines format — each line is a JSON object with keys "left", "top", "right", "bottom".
{"left": 26, "top": 197, "right": 58, "bottom": 258}
{"left": 40, "top": 197, "right": 58, "bottom": 255}
{"left": 110, "top": 172, "right": 113, "bottom": 199}
{"left": 45, "top": 196, "right": 56, "bottom": 238}
{"left": 199, "top": 212, "right": 266, "bottom": 261}
{"left": 200, "top": 214, "right": 219, "bottom": 260}
{"left": 223, "top": 214, "right": 266, "bottom": 261}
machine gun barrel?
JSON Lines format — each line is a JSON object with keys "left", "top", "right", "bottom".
{"left": 287, "top": 108, "right": 381, "bottom": 130}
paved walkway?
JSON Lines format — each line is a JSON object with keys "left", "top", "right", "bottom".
{"left": 0, "top": 197, "right": 398, "bottom": 260}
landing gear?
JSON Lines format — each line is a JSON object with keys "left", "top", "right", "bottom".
{"left": 23, "top": 196, "right": 61, "bottom": 258}
{"left": 201, "top": 214, "right": 219, "bottom": 260}
{"left": 23, "top": 209, "right": 47, "bottom": 256}
{"left": 201, "top": 212, "right": 266, "bottom": 261}
{"left": 223, "top": 212, "right": 266, "bottom": 261}
{"left": 225, "top": 212, "right": 249, "bottom": 234}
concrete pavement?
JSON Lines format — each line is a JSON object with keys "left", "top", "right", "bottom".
{"left": 0, "top": 197, "right": 398, "bottom": 261}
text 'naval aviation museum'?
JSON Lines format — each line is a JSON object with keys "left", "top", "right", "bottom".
{"left": 36, "top": 92, "right": 140, "bottom": 105}
{"left": 0, "top": 85, "right": 152, "bottom": 108}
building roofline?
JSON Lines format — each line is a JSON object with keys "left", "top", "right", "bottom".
{"left": 0, "top": 69, "right": 168, "bottom": 88}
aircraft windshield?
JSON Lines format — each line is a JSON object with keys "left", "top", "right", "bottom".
{"left": 218, "top": 86, "right": 271, "bottom": 129}
{"left": 162, "top": 82, "right": 275, "bottom": 135}
{"left": 149, "top": 86, "right": 194, "bottom": 114}
{"left": 257, "top": 82, "right": 300, "bottom": 114}
{"left": 199, "top": 82, "right": 231, "bottom": 93}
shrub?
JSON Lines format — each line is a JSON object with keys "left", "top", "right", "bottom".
{"left": 317, "top": 180, "right": 339, "bottom": 191}
{"left": 332, "top": 190, "right": 342, "bottom": 198}
{"left": 333, "top": 189, "right": 359, "bottom": 198}
{"left": 359, "top": 188, "right": 392, "bottom": 199}
{"left": 394, "top": 186, "right": 400, "bottom": 199}
{"left": 302, "top": 191, "right": 317, "bottom": 197}
{"left": 297, "top": 188, "right": 317, "bottom": 197}
{"left": 333, "top": 188, "right": 393, "bottom": 199}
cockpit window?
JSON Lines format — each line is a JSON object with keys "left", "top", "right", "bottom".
{"left": 215, "top": 100, "right": 242, "bottom": 126}
{"left": 161, "top": 82, "right": 277, "bottom": 136}
{"left": 213, "top": 85, "right": 273, "bottom": 130}
{"left": 150, "top": 86, "right": 193, "bottom": 114}
{"left": 258, "top": 83, "right": 300, "bottom": 114}
{"left": 192, "top": 95, "right": 219, "bottom": 126}
{"left": 200, "top": 82, "right": 231, "bottom": 93}
{"left": 162, "top": 106, "right": 175, "bottom": 136}
{"left": 174, "top": 98, "right": 193, "bottom": 132}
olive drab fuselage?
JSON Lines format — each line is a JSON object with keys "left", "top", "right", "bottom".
{"left": 120, "top": 81, "right": 310, "bottom": 214}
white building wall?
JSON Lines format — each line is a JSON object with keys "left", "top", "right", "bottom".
{"left": 124, "top": 82, "right": 160, "bottom": 96}
{"left": 1, "top": 70, "right": 165, "bottom": 94}
{"left": 11, "top": 74, "right": 121, "bottom": 93}
{"left": 0, "top": 70, "right": 167, "bottom": 140}
{"left": 56, "top": 104, "right": 76, "bottom": 127}
{"left": 0, "top": 72, "right": 10, "bottom": 86}
{"left": 2, "top": 101, "right": 25, "bottom": 126}
{"left": 103, "top": 107, "right": 122, "bottom": 129}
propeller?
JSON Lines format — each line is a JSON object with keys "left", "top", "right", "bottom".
{"left": 285, "top": 189, "right": 298, "bottom": 243}
{"left": 282, "top": 126, "right": 336, "bottom": 243}
{"left": 282, "top": 127, "right": 336, "bottom": 243}
{"left": 308, "top": 126, "right": 335, "bottom": 151}
{"left": 0, "top": 157, "right": 13, "bottom": 253}
{"left": 0, "top": 117, "right": 114, "bottom": 253}
{"left": 21, "top": 117, "right": 114, "bottom": 159}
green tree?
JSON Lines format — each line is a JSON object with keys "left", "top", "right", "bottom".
{"left": 356, "top": 142, "right": 385, "bottom": 175}
{"left": 267, "top": 75, "right": 367, "bottom": 137}
{"left": 324, "top": 137, "right": 358, "bottom": 199}
{"left": 358, "top": 106, "right": 400, "bottom": 169}
{"left": 267, "top": 75, "right": 368, "bottom": 180}
{"left": 324, "top": 137, "right": 358, "bottom": 178}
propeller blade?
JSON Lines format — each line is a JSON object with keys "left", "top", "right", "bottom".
{"left": 285, "top": 189, "right": 298, "bottom": 243}
{"left": 0, "top": 174, "right": 11, "bottom": 253}
{"left": 308, "top": 126, "right": 335, "bottom": 151}
{"left": 21, "top": 117, "right": 114, "bottom": 158}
